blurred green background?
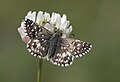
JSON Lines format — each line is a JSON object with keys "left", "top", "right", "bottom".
{"left": 0, "top": 0, "right": 120, "bottom": 82}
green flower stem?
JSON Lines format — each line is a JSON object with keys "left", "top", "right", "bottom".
{"left": 37, "top": 59, "right": 42, "bottom": 82}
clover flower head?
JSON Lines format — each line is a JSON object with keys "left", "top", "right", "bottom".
{"left": 18, "top": 11, "right": 73, "bottom": 43}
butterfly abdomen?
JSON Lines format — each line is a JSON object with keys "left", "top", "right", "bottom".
{"left": 47, "top": 33, "right": 61, "bottom": 59}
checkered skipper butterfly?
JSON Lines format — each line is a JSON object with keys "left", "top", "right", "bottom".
{"left": 18, "top": 11, "right": 92, "bottom": 67}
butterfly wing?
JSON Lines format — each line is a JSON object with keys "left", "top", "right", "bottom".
{"left": 64, "top": 38, "right": 92, "bottom": 58}
{"left": 24, "top": 19, "right": 52, "bottom": 39}
{"left": 50, "top": 42, "right": 74, "bottom": 67}
{"left": 65, "top": 39, "right": 92, "bottom": 58}
{"left": 24, "top": 19, "right": 52, "bottom": 58}
{"left": 27, "top": 39, "right": 49, "bottom": 58}
{"left": 50, "top": 38, "right": 92, "bottom": 67}
{"left": 24, "top": 19, "right": 37, "bottom": 38}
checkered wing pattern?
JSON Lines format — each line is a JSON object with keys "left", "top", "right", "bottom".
{"left": 24, "top": 19, "right": 52, "bottom": 58}
{"left": 65, "top": 39, "right": 92, "bottom": 58}
{"left": 51, "top": 38, "right": 92, "bottom": 67}
{"left": 50, "top": 43, "right": 74, "bottom": 67}
{"left": 24, "top": 19, "right": 36, "bottom": 38}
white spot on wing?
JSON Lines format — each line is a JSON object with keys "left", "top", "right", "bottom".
{"left": 33, "top": 54, "right": 37, "bottom": 56}
{"left": 79, "top": 54, "right": 82, "bottom": 57}
{"left": 65, "top": 64, "right": 69, "bottom": 66}
{"left": 27, "top": 48, "right": 31, "bottom": 52}
{"left": 82, "top": 53, "right": 85, "bottom": 55}
{"left": 31, "top": 52, "right": 34, "bottom": 55}
{"left": 57, "top": 63, "right": 60, "bottom": 66}
{"left": 61, "top": 64, "right": 64, "bottom": 67}
{"left": 75, "top": 55, "right": 79, "bottom": 58}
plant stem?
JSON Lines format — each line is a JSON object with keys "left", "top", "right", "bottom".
{"left": 37, "top": 59, "right": 42, "bottom": 82}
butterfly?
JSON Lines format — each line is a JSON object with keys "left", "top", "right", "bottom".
{"left": 24, "top": 19, "right": 92, "bottom": 67}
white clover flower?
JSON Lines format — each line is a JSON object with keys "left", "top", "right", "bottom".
{"left": 18, "top": 11, "right": 73, "bottom": 42}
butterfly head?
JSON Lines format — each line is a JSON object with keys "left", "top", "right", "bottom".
{"left": 53, "top": 27, "right": 63, "bottom": 36}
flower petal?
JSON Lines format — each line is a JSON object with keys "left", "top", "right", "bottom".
{"left": 61, "top": 14, "right": 67, "bottom": 24}
{"left": 36, "top": 11, "right": 44, "bottom": 25}
{"left": 68, "top": 26, "right": 73, "bottom": 33}
{"left": 31, "top": 12, "right": 36, "bottom": 22}
{"left": 18, "top": 27, "right": 26, "bottom": 38}
{"left": 25, "top": 11, "right": 36, "bottom": 22}
{"left": 55, "top": 14, "right": 61, "bottom": 29}
{"left": 25, "top": 11, "right": 32, "bottom": 20}
{"left": 63, "top": 26, "right": 73, "bottom": 35}
{"left": 44, "top": 23, "right": 54, "bottom": 32}
{"left": 44, "top": 12, "right": 50, "bottom": 22}
{"left": 51, "top": 12, "right": 55, "bottom": 23}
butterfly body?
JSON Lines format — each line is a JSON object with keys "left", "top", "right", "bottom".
{"left": 47, "top": 31, "right": 62, "bottom": 59}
